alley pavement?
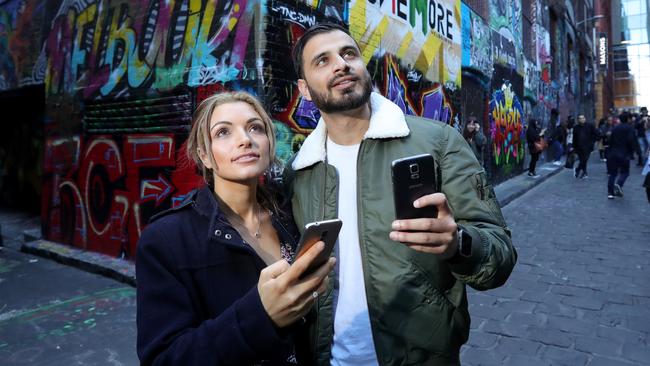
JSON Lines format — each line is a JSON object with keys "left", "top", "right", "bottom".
{"left": 461, "top": 158, "right": 650, "bottom": 366}
{"left": 1, "top": 157, "right": 649, "bottom": 365}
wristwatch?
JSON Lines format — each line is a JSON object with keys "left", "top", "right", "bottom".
{"left": 449, "top": 226, "right": 472, "bottom": 262}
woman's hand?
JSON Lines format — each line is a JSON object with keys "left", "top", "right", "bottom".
{"left": 258, "top": 242, "right": 335, "bottom": 328}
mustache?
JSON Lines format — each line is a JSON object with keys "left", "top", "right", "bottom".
{"left": 328, "top": 73, "right": 358, "bottom": 88}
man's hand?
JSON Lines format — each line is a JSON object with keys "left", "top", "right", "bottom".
{"left": 389, "top": 193, "right": 458, "bottom": 259}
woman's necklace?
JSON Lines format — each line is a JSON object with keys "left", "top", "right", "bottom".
{"left": 254, "top": 203, "right": 262, "bottom": 239}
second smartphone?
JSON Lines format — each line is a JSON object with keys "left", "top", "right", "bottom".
{"left": 391, "top": 153, "right": 438, "bottom": 220}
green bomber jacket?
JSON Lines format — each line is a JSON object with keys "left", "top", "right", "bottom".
{"left": 286, "top": 93, "right": 517, "bottom": 366}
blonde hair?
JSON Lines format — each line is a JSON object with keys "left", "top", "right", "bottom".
{"left": 187, "top": 91, "right": 281, "bottom": 211}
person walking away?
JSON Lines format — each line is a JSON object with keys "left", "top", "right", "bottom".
{"left": 599, "top": 116, "right": 615, "bottom": 161}
{"left": 607, "top": 112, "right": 638, "bottom": 199}
{"left": 526, "top": 119, "right": 546, "bottom": 177}
{"left": 288, "top": 22, "right": 516, "bottom": 365}
{"left": 551, "top": 120, "right": 567, "bottom": 165}
{"left": 462, "top": 116, "right": 487, "bottom": 166}
{"left": 572, "top": 114, "right": 598, "bottom": 179}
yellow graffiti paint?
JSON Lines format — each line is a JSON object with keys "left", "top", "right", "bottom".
{"left": 397, "top": 32, "right": 413, "bottom": 59}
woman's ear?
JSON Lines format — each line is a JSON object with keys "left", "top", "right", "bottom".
{"left": 198, "top": 148, "right": 213, "bottom": 170}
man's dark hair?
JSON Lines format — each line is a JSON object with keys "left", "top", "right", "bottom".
{"left": 619, "top": 112, "right": 630, "bottom": 124}
{"left": 292, "top": 22, "right": 352, "bottom": 79}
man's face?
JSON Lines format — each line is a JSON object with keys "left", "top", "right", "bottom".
{"left": 297, "top": 30, "right": 372, "bottom": 114}
{"left": 578, "top": 115, "right": 586, "bottom": 124}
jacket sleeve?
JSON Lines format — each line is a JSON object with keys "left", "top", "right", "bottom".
{"left": 437, "top": 126, "right": 517, "bottom": 291}
{"left": 136, "top": 225, "right": 286, "bottom": 366}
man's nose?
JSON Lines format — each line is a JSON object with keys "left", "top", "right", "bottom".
{"left": 332, "top": 54, "right": 350, "bottom": 73}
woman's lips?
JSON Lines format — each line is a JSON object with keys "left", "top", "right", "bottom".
{"left": 232, "top": 152, "right": 260, "bottom": 163}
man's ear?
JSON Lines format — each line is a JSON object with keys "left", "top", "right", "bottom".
{"left": 198, "top": 149, "right": 213, "bottom": 170}
{"left": 297, "top": 79, "right": 312, "bottom": 101}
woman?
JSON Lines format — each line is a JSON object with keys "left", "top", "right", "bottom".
{"left": 136, "top": 92, "right": 335, "bottom": 365}
{"left": 526, "top": 119, "right": 546, "bottom": 177}
{"left": 462, "top": 116, "right": 487, "bottom": 165}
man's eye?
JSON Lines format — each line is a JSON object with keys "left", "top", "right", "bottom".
{"left": 344, "top": 50, "right": 356, "bottom": 58}
{"left": 316, "top": 58, "right": 327, "bottom": 66}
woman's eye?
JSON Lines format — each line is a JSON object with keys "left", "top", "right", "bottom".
{"left": 215, "top": 128, "right": 229, "bottom": 138}
{"left": 249, "top": 123, "right": 266, "bottom": 133}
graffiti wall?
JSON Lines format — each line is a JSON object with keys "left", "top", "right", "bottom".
{"left": 37, "top": 0, "right": 344, "bottom": 258}
{"left": 0, "top": 0, "right": 47, "bottom": 90}
{"left": 461, "top": 3, "right": 493, "bottom": 78}
{"left": 349, "top": 0, "right": 461, "bottom": 125}
{"left": 262, "top": 0, "right": 344, "bottom": 161}
{"left": 489, "top": 0, "right": 522, "bottom": 74}
{"left": 489, "top": 64, "right": 525, "bottom": 183}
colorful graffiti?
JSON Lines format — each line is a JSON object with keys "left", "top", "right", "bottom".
{"left": 42, "top": 130, "right": 202, "bottom": 258}
{"left": 264, "top": 0, "right": 341, "bottom": 137}
{"left": 349, "top": 0, "right": 462, "bottom": 87}
{"left": 461, "top": 3, "right": 493, "bottom": 77}
{"left": 0, "top": 0, "right": 46, "bottom": 90}
{"left": 489, "top": 82, "right": 524, "bottom": 168}
{"left": 43, "top": 0, "right": 257, "bottom": 98}
{"left": 489, "top": 0, "right": 522, "bottom": 74}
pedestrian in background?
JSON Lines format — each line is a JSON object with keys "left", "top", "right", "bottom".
{"left": 607, "top": 112, "right": 638, "bottom": 199}
{"left": 598, "top": 116, "right": 615, "bottom": 162}
{"left": 635, "top": 107, "right": 649, "bottom": 166}
{"left": 463, "top": 116, "right": 487, "bottom": 166}
{"left": 551, "top": 119, "right": 567, "bottom": 165}
{"left": 526, "top": 119, "right": 546, "bottom": 177}
{"left": 572, "top": 114, "right": 598, "bottom": 179}
{"left": 643, "top": 153, "right": 650, "bottom": 203}
{"left": 136, "top": 91, "right": 335, "bottom": 365}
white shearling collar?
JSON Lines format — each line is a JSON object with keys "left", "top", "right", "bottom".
{"left": 291, "top": 92, "right": 410, "bottom": 170}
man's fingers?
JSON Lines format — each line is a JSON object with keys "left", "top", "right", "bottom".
{"left": 389, "top": 230, "right": 455, "bottom": 246}
{"left": 391, "top": 217, "right": 456, "bottom": 233}
{"left": 413, "top": 193, "right": 452, "bottom": 217}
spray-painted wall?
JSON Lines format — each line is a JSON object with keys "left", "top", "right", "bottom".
{"left": 349, "top": 0, "right": 462, "bottom": 127}
{"left": 35, "top": 0, "right": 345, "bottom": 258}
{"left": 0, "top": 0, "right": 595, "bottom": 257}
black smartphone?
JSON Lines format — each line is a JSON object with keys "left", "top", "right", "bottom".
{"left": 391, "top": 154, "right": 438, "bottom": 220}
{"left": 294, "top": 219, "right": 342, "bottom": 274}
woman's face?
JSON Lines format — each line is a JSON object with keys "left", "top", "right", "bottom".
{"left": 466, "top": 121, "right": 477, "bottom": 131}
{"left": 203, "top": 101, "right": 271, "bottom": 185}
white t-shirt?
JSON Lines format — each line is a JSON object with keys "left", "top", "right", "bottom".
{"left": 326, "top": 138, "right": 379, "bottom": 366}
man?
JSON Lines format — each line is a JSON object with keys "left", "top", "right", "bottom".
{"left": 572, "top": 114, "right": 598, "bottom": 179}
{"left": 287, "top": 23, "right": 516, "bottom": 365}
{"left": 635, "top": 107, "right": 649, "bottom": 166}
{"left": 607, "top": 112, "right": 638, "bottom": 199}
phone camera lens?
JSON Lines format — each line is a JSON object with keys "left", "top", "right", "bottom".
{"left": 409, "top": 164, "right": 419, "bottom": 174}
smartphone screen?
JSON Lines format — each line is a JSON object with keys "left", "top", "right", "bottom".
{"left": 391, "top": 154, "right": 438, "bottom": 220}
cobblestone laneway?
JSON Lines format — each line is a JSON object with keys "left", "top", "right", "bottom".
{"left": 461, "top": 158, "right": 650, "bottom": 366}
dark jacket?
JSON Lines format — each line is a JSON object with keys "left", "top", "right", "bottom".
{"left": 608, "top": 123, "right": 637, "bottom": 159}
{"left": 136, "top": 186, "right": 301, "bottom": 366}
{"left": 526, "top": 124, "right": 542, "bottom": 154}
{"left": 572, "top": 123, "right": 598, "bottom": 153}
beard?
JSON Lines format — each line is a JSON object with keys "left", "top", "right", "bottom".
{"left": 307, "top": 70, "right": 373, "bottom": 114}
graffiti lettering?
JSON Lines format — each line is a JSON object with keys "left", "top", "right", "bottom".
{"left": 270, "top": 4, "right": 316, "bottom": 28}
{"left": 489, "top": 83, "right": 524, "bottom": 167}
